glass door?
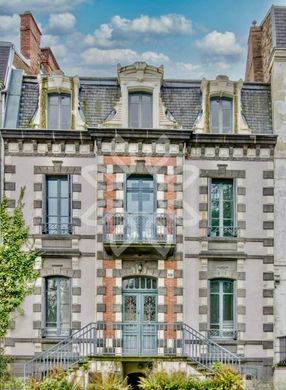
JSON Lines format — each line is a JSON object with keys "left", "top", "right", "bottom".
{"left": 122, "top": 277, "right": 157, "bottom": 355}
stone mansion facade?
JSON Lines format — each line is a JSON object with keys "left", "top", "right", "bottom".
{"left": 1, "top": 5, "right": 286, "bottom": 388}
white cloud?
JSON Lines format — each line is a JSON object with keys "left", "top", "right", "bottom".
{"left": 0, "top": 14, "right": 19, "bottom": 32}
{"left": 82, "top": 47, "right": 169, "bottom": 67}
{"left": 111, "top": 14, "right": 192, "bottom": 35}
{"left": 196, "top": 31, "right": 243, "bottom": 56}
{"left": 141, "top": 51, "right": 170, "bottom": 64}
{"left": 84, "top": 24, "right": 114, "bottom": 47}
{"left": 85, "top": 13, "right": 192, "bottom": 48}
{"left": 47, "top": 13, "right": 76, "bottom": 34}
{"left": 0, "top": 0, "right": 86, "bottom": 14}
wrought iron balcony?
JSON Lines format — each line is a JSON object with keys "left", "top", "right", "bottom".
{"left": 103, "top": 212, "right": 176, "bottom": 257}
{"left": 208, "top": 226, "right": 239, "bottom": 238}
{"left": 208, "top": 329, "right": 238, "bottom": 340}
{"left": 42, "top": 223, "right": 73, "bottom": 235}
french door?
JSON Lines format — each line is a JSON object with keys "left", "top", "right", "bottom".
{"left": 122, "top": 276, "right": 157, "bottom": 355}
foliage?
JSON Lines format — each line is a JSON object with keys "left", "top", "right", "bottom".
{"left": 26, "top": 367, "right": 82, "bottom": 390}
{"left": 138, "top": 370, "right": 213, "bottom": 390}
{"left": 138, "top": 366, "right": 243, "bottom": 390}
{"left": 0, "top": 190, "right": 39, "bottom": 339}
{"left": 87, "top": 373, "right": 131, "bottom": 390}
{"left": 211, "top": 363, "right": 244, "bottom": 390}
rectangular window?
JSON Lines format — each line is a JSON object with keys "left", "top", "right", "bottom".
{"left": 44, "top": 276, "right": 71, "bottom": 337}
{"left": 125, "top": 175, "right": 155, "bottom": 242}
{"left": 210, "top": 97, "right": 232, "bottom": 133}
{"left": 209, "top": 279, "right": 235, "bottom": 339}
{"left": 129, "top": 92, "right": 152, "bottom": 128}
{"left": 209, "top": 179, "right": 235, "bottom": 237}
{"left": 48, "top": 94, "right": 71, "bottom": 129}
{"left": 44, "top": 176, "right": 71, "bottom": 234}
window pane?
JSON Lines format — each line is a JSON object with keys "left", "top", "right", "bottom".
{"left": 210, "top": 294, "right": 219, "bottom": 324}
{"left": 47, "top": 179, "right": 58, "bottom": 197}
{"left": 211, "top": 98, "right": 232, "bottom": 133}
{"left": 61, "top": 100, "right": 71, "bottom": 129}
{"left": 48, "top": 94, "right": 70, "bottom": 130}
{"left": 48, "top": 104, "right": 59, "bottom": 129}
{"left": 46, "top": 279, "right": 57, "bottom": 326}
{"left": 48, "top": 198, "right": 58, "bottom": 216}
{"left": 222, "top": 100, "right": 232, "bottom": 133}
{"left": 211, "top": 99, "right": 220, "bottom": 133}
{"left": 223, "top": 294, "right": 233, "bottom": 321}
{"left": 129, "top": 93, "right": 152, "bottom": 128}
{"left": 141, "top": 95, "right": 152, "bottom": 128}
{"left": 223, "top": 281, "right": 233, "bottom": 293}
{"left": 210, "top": 280, "right": 219, "bottom": 293}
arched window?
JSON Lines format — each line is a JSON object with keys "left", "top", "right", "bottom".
{"left": 210, "top": 97, "right": 232, "bottom": 133}
{"left": 129, "top": 92, "right": 152, "bottom": 128}
{"left": 209, "top": 279, "right": 236, "bottom": 339}
{"left": 44, "top": 276, "right": 71, "bottom": 337}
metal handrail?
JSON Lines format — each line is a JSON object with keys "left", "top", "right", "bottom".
{"left": 183, "top": 323, "right": 241, "bottom": 371}
{"left": 103, "top": 212, "right": 176, "bottom": 244}
{"left": 24, "top": 322, "right": 241, "bottom": 379}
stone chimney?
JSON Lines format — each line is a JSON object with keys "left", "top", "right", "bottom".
{"left": 20, "top": 11, "right": 42, "bottom": 74}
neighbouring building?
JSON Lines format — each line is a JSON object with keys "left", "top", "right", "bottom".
{"left": 246, "top": 5, "right": 286, "bottom": 387}
{"left": 0, "top": 5, "right": 285, "bottom": 389}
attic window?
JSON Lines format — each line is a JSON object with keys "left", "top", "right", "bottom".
{"left": 128, "top": 92, "right": 152, "bottom": 128}
{"left": 210, "top": 97, "right": 232, "bottom": 134}
{"left": 48, "top": 94, "right": 71, "bottom": 130}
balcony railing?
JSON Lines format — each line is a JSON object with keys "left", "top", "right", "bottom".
{"left": 42, "top": 223, "right": 73, "bottom": 235}
{"left": 103, "top": 213, "right": 176, "bottom": 245}
{"left": 208, "top": 329, "right": 238, "bottom": 340}
{"left": 208, "top": 226, "right": 239, "bottom": 238}
{"left": 24, "top": 322, "right": 241, "bottom": 380}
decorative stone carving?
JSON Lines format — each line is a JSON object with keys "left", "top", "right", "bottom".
{"left": 101, "top": 62, "right": 181, "bottom": 129}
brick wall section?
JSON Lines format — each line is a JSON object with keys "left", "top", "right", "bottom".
{"left": 20, "top": 12, "right": 42, "bottom": 75}
{"left": 100, "top": 153, "right": 182, "bottom": 329}
{"left": 245, "top": 26, "right": 263, "bottom": 82}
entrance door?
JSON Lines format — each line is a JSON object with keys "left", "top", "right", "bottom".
{"left": 123, "top": 276, "right": 157, "bottom": 355}
{"left": 126, "top": 176, "right": 155, "bottom": 242}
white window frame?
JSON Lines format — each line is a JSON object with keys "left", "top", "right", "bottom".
{"left": 208, "top": 178, "right": 236, "bottom": 237}
{"left": 210, "top": 96, "right": 233, "bottom": 134}
{"left": 208, "top": 279, "right": 237, "bottom": 339}
{"left": 43, "top": 276, "right": 71, "bottom": 338}
{"left": 47, "top": 93, "right": 71, "bottom": 130}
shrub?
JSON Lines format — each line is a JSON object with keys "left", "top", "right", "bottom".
{"left": 211, "top": 363, "right": 244, "bottom": 390}
{"left": 26, "top": 367, "right": 82, "bottom": 390}
{"left": 87, "top": 373, "right": 130, "bottom": 390}
{"left": 138, "top": 370, "right": 212, "bottom": 390}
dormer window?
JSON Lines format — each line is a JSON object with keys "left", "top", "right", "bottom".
{"left": 129, "top": 92, "right": 152, "bottom": 128}
{"left": 210, "top": 97, "right": 232, "bottom": 134}
{"left": 48, "top": 94, "right": 71, "bottom": 130}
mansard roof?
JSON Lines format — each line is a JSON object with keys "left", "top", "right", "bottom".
{"left": 0, "top": 42, "right": 12, "bottom": 88}
{"left": 17, "top": 75, "right": 273, "bottom": 134}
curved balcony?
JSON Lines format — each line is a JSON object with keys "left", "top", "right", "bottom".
{"left": 103, "top": 212, "right": 176, "bottom": 258}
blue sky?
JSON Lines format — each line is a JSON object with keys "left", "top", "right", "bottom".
{"left": 0, "top": 0, "right": 285, "bottom": 79}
